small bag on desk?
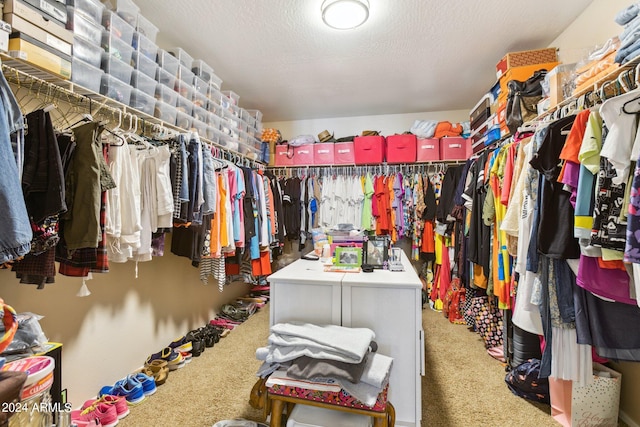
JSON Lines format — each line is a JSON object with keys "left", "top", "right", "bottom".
{"left": 506, "top": 70, "right": 547, "bottom": 135}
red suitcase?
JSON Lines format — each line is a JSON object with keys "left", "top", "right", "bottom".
{"left": 386, "top": 134, "right": 417, "bottom": 163}
{"left": 354, "top": 135, "right": 385, "bottom": 165}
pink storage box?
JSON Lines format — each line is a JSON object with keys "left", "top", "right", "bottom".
{"left": 292, "top": 145, "right": 314, "bottom": 166}
{"left": 275, "top": 145, "right": 294, "bottom": 166}
{"left": 334, "top": 142, "right": 355, "bottom": 164}
{"left": 314, "top": 143, "right": 335, "bottom": 165}
{"left": 440, "top": 137, "right": 471, "bottom": 161}
{"left": 354, "top": 135, "right": 385, "bottom": 165}
{"left": 416, "top": 138, "right": 441, "bottom": 162}
{"left": 386, "top": 134, "right": 417, "bottom": 163}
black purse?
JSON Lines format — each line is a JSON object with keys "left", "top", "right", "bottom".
{"left": 506, "top": 70, "right": 548, "bottom": 135}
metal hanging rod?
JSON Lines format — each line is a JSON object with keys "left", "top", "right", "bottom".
{"left": 1, "top": 59, "right": 265, "bottom": 168}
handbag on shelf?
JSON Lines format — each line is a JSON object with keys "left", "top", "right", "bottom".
{"left": 506, "top": 70, "right": 547, "bottom": 135}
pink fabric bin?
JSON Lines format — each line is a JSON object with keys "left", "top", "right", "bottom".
{"left": 314, "top": 143, "right": 335, "bottom": 165}
{"left": 334, "top": 142, "right": 355, "bottom": 164}
{"left": 416, "top": 138, "right": 441, "bottom": 162}
{"left": 275, "top": 145, "right": 294, "bottom": 166}
{"left": 292, "top": 145, "right": 314, "bottom": 166}
{"left": 354, "top": 135, "right": 385, "bottom": 165}
{"left": 440, "top": 137, "right": 471, "bottom": 160}
{"left": 386, "top": 134, "right": 417, "bottom": 163}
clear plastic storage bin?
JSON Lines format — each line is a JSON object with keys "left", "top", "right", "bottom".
{"left": 131, "top": 50, "right": 157, "bottom": 79}
{"left": 175, "top": 111, "right": 192, "bottom": 129}
{"left": 154, "top": 100, "right": 177, "bottom": 124}
{"left": 167, "top": 47, "right": 193, "bottom": 69}
{"left": 100, "top": 73, "right": 132, "bottom": 104}
{"left": 193, "top": 76, "right": 208, "bottom": 96}
{"left": 67, "top": 8, "right": 103, "bottom": 45}
{"left": 136, "top": 14, "right": 159, "bottom": 43}
{"left": 102, "top": 30, "right": 134, "bottom": 63}
{"left": 111, "top": 0, "right": 139, "bottom": 28}
{"left": 191, "top": 119, "right": 207, "bottom": 137}
{"left": 132, "top": 32, "right": 157, "bottom": 61}
{"left": 178, "top": 64, "right": 194, "bottom": 84}
{"left": 101, "top": 53, "right": 133, "bottom": 83}
{"left": 71, "top": 57, "right": 103, "bottom": 92}
{"left": 192, "top": 92, "right": 207, "bottom": 109}
{"left": 155, "top": 67, "right": 176, "bottom": 89}
{"left": 102, "top": 10, "right": 134, "bottom": 45}
{"left": 130, "top": 69, "right": 155, "bottom": 96}
{"left": 242, "top": 109, "right": 263, "bottom": 125}
{"left": 155, "top": 84, "right": 178, "bottom": 106}
{"left": 192, "top": 59, "right": 213, "bottom": 82}
{"left": 192, "top": 105, "right": 207, "bottom": 123}
{"left": 156, "top": 49, "right": 179, "bottom": 76}
{"left": 73, "top": 36, "right": 103, "bottom": 68}
{"left": 129, "top": 88, "right": 154, "bottom": 115}
{"left": 67, "top": 0, "right": 105, "bottom": 25}
{"left": 207, "top": 113, "right": 221, "bottom": 130}
{"left": 175, "top": 95, "right": 193, "bottom": 116}
{"left": 222, "top": 90, "right": 239, "bottom": 107}
{"left": 210, "top": 72, "right": 222, "bottom": 90}
{"left": 175, "top": 80, "right": 194, "bottom": 102}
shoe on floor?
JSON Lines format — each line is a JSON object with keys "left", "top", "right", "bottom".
{"left": 180, "top": 351, "right": 192, "bottom": 364}
{"left": 141, "top": 359, "right": 169, "bottom": 385}
{"left": 72, "top": 402, "right": 118, "bottom": 427}
{"left": 146, "top": 347, "right": 185, "bottom": 371}
{"left": 83, "top": 394, "right": 129, "bottom": 420}
{"left": 169, "top": 336, "right": 193, "bottom": 353}
{"left": 132, "top": 372, "right": 157, "bottom": 396}
{"left": 99, "top": 375, "right": 145, "bottom": 405}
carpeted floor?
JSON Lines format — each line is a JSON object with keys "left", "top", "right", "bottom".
{"left": 116, "top": 304, "right": 581, "bottom": 427}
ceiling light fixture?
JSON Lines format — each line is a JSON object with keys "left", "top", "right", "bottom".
{"left": 321, "top": 0, "right": 370, "bottom": 30}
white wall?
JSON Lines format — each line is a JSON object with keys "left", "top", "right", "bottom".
{"left": 0, "top": 234, "right": 250, "bottom": 407}
{"left": 265, "top": 109, "right": 469, "bottom": 141}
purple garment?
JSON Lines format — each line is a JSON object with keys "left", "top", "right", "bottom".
{"left": 625, "top": 159, "right": 640, "bottom": 263}
{"left": 577, "top": 255, "right": 636, "bottom": 305}
{"left": 559, "top": 160, "right": 580, "bottom": 208}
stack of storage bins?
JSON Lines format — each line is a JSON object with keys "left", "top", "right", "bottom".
{"left": 100, "top": 2, "right": 135, "bottom": 104}
{"left": 129, "top": 11, "right": 158, "bottom": 115}
{"left": 67, "top": 0, "right": 106, "bottom": 92}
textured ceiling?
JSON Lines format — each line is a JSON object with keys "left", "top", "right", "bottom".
{"left": 133, "top": 0, "right": 595, "bottom": 122}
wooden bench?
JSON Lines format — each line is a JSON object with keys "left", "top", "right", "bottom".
{"left": 249, "top": 377, "right": 395, "bottom": 427}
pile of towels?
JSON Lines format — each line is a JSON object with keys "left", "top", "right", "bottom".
{"left": 255, "top": 322, "right": 393, "bottom": 407}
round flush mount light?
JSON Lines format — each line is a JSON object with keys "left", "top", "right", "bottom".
{"left": 321, "top": 0, "right": 370, "bottom": 30}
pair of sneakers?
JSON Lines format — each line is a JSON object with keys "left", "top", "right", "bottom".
{"left": 72, "top": 400, "right": 121, "bottom": 427}
{"left": 145, "top": 347, "right": 185, "bottom": 371}
{"left": 98, "top": 373, "right": 157, "bottom": 406}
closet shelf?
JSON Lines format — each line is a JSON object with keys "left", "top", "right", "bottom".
{"left": 0, "top": 54, "right": 265, "bottom": 167}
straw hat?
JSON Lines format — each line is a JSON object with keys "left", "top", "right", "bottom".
{"left": 318, "top": 130, "right": 335, "bottom": 142}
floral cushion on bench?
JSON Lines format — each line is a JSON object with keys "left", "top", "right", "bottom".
{"left": 267, "top": 383, "right": 388, "bottom": 413}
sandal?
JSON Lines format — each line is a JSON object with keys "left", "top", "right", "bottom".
{"left": 140, "top": 360, "right": 169, "bottom": 386}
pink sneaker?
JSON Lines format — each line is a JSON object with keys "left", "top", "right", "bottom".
{"left": 72, "top": 402, "right": 118, "bottom": 427}
{"left": 83, "top": 394, "right": 129, "bottom": 420}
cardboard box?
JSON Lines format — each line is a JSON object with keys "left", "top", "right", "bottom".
{"left": 8, "top": 32, "right": 71, "bottom": 78}
{"left": 0, "top": 20, "right": 10, "bottom": 53}
{"left": 496, "top": 47, "right": 558, "bottom": 79}
{"left": 3, "top": 0, "right": 72, "bottom": 43}
{"left": 4, "top": 13, "right": 70, "bottom": 55}
{"left": 4, "top": 0, "right": 66, "bottom": 26}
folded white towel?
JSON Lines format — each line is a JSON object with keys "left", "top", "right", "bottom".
{"left": 359, "top": 353, "right": 393, "bottom": 389}
{"left": 269, "top": 322, "right": 375, "bottom": 364}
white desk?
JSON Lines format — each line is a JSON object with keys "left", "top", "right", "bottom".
{"left": 267, "top": 250, "right": 424, "bottom": 427}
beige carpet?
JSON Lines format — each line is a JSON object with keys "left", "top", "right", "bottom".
{"left": 117, "top": 304, "right": 584, "bottom": 427}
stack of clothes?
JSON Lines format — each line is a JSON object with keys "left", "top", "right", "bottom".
{"left": 255, "top": 322, "right": 393, "bottom": 407}
{"left": 615, "top": 3, "right": 640, "bottom": 65}
{"left": 573, "top": 37, "right": 621, "bottom": 95}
